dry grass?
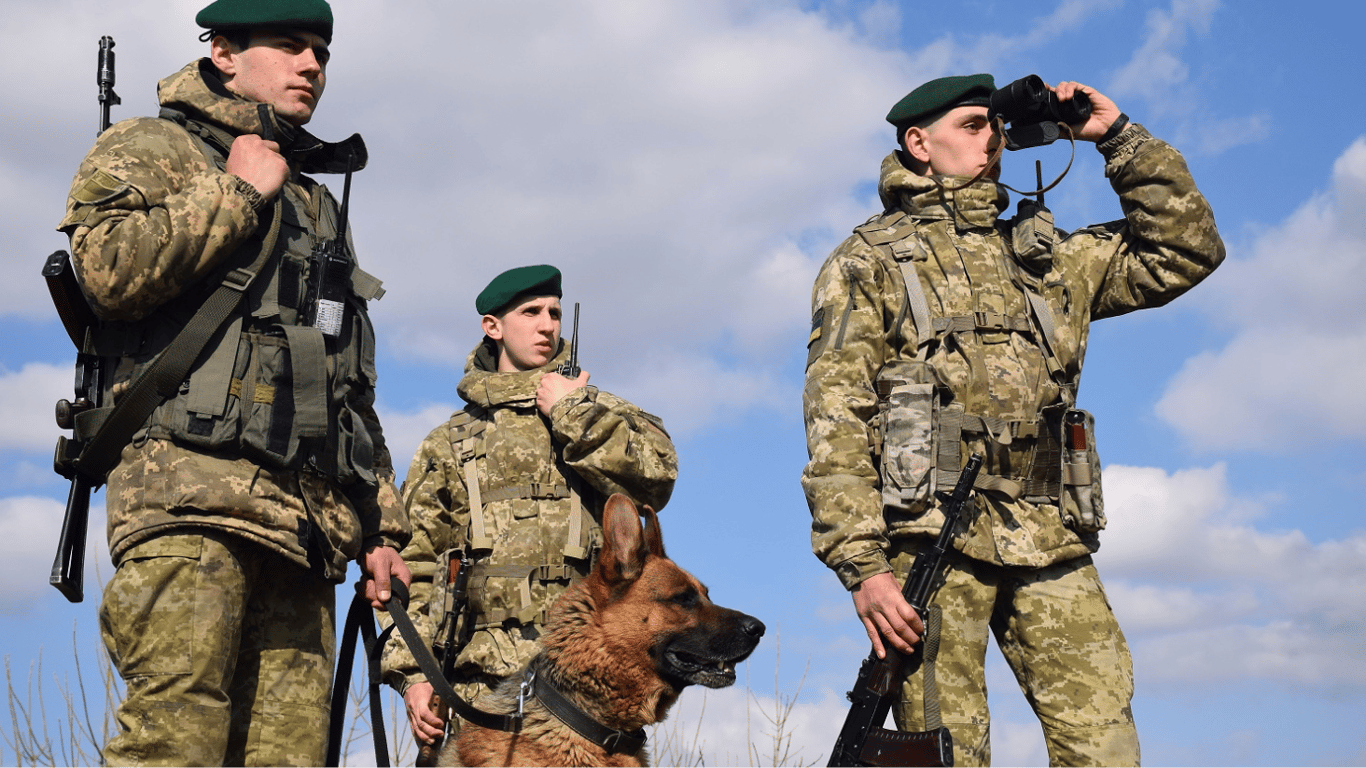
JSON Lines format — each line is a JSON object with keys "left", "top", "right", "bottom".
{"left": 4, "top": 625, "right": 814, "bottom": 767}
{"left": 1, "top": 625, "right": 120, "bottom": 767}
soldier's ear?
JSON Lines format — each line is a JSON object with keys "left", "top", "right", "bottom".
{"left": 904, "top": 125, "right": 931, "bottom": 165}
{"left": 209, "top": 35, "right": 238, "bottom": 78}
{"left": 481, "top": 314, "right": 503, "bottom": 341}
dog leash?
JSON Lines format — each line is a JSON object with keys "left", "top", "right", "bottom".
{"left": 326, "top": 583, "right": 393, "bottom": 767}
{"left": 330, "top": 579, "right": 648, "bottom": 760}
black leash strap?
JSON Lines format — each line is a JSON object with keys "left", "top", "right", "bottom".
{"left": 326, "top": 580, "right": 649, "bottom": 764}
{"left": 381, "top": 581, "right": 523, "bottom": 734}
{"left": 327, "top": 585, "right": 394, "bottom": 767}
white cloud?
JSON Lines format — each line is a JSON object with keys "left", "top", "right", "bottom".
{"left": 1095, "top": 464, "right": 1366, "bottom": 686}
{"left": 1105, "top": 0, "right": 1269, "bottom": 155}
{"left": 1, "top": 495, "right": 109, "bottom": 612}
{"left": 2, "top": 0, "right": 1184, "bottom": 441}
{"left": 1108, "top": 0, "right": 1218, "bottom": 104}
{"left": 373, "top": 401, "right": 459, "bottom": 477}
{"left": 1156, "top": 137, "right": 1366, "bottom": 451}
{"left": 0, "top": 363, "right": 76, "bottom": 452}
{"left": 653, "top": 683, "right": 848, "bottom": 766}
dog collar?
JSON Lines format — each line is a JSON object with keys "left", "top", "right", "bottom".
{"left": 527, "top": 668, "right": 648, "bottom": 755}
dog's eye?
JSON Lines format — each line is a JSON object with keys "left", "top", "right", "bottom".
{"left": 668, "top": 587, "right": 701, "bottom": 609}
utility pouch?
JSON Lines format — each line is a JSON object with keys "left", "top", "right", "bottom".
{"left": 1051, "top": 406, "right": 1105, "bottom": 533}
{"left": 876, "top": 360, "right": 942, "bottom": 512}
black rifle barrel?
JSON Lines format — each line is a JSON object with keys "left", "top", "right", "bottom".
{"left": 97, "top": 35, "right": 120, "bottom": 134}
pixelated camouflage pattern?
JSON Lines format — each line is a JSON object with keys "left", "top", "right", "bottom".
{"left": 58, "top": 59, "right": 408, "bottom": 575}
{"left": 59, "top": 60, "right": 280, "bottom": 321}
{"left": 803, "top": 125, "right": 1225, "bottom": 587}
{"left": 380, "top": 340, "right": 678, "bottom": 700}
{"left": 99, "top": 532, "right": 335, "bottom": 766}
{"left": 889, "top": 548, "right": 1138, "bottom": 767}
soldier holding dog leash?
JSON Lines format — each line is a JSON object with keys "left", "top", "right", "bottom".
{"left": 52, "top": 0, "right": 411, "bottom": 763}
{"left": 379, "top": 264, "right": 678, "bottom": 758}
{"left": 803, "top": 74, "right": 1224, "bottom": 765}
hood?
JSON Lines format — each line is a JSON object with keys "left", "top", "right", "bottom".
{"left": 876, "top": 151, "right": 1009, "bottom": 231}
{"left": 157, "top": 59, "right": 366, "bottom": 175}
{"left": 456, "top": 338, "right": 570, "bottom": 410}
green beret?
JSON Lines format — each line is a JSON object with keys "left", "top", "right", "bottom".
{"left": 476, "top": 265, "right": 563, "bottom": 316}
{"left": 197, "top": 0, "right": 334, "bottom": 43}
{"left": 886, "top": 73, "right": 995, "bottom": 127}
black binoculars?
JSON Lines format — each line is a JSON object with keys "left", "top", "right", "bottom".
{"left": 989, "top": 75, "right": 1091, "bottom": 150}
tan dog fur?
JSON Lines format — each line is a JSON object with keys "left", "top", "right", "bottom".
{"left": 445, "top": 494, "right": 764, "bottom": 766}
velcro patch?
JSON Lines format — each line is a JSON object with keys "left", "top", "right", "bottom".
{"left": 71, "top": 169, "right": 130, "bottom": 206}
{"left": 806, "top": 304, "right": 832, "bottom": 370}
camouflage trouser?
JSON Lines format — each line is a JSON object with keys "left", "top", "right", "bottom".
{"left": 98, "top": 531, "right": 335, "bottom": 766}
{"left": 889, "top": 545, "right": 1139, "bottom": 767}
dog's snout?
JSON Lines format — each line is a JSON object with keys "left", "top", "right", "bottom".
{"left": 740, "top": 615, "right": 766, "bottom": 639}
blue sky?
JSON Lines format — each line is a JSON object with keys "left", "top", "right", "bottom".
{"left": 2, "top": 0, "right": 1364, "bottom": 764}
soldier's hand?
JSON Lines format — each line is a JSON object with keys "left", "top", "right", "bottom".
{"left": 536, "top": 370, "right": 589, "bottom": 417}
{"left": 361, "top": 545, "right": 412, "bottom": 608}
{"left": 403, "top": 681, "right": 446, "bottom": 745}
{"left": 1052, "top": 80, "right": 1124, "bottom": 143}
{"left": 225, "top": 134, "right": 289, "bottom": 200}
{"left": 852, "top": 571, "right": 924, "bottom": 658}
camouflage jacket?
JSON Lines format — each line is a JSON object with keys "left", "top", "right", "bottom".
{"left": 380, "top": 341, "right": 678, "bottom": 694}
{"left": 56, "top": 60, "right": 408, "bottom": 578}
{"left": 803, "top": 125, "right": 1225, "bottom": 588}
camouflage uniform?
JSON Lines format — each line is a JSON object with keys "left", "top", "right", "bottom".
{"left": 803, "top": 125, "right": 1224, "bottom": 765}
{"left": 380, "top": 340, "right": 677, "bottom": 707}
{"left": 57, "top": 60, "right": 409, "bottom": 766}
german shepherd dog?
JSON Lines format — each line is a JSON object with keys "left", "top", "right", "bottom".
{"left": 445, "top": 494, "right": 766, "bottom": 766}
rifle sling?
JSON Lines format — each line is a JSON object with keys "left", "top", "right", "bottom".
{"left": 73, "top": 200, "right": 282, "bottom": 482}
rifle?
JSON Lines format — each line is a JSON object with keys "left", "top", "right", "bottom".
{"left": 416, "top": 550, "right": 473, "bottom": 767}
{"left": 554, "top": 301, "right": 580, "bottom": 377}
{"left": 827, "top": 453, "right": 983, "bottom": 767}
{"left": 46, "top": 36, "right": 122, "bottom": 603}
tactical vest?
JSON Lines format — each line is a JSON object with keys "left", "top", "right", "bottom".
{"left": 425, "top": 407, "right": 600, "bottom": 633}
{"left": 857, "top": 205, "right": 1106, "bottom": 533}
{"left": 82, "top": 114, "right": 387, "bottom": 486}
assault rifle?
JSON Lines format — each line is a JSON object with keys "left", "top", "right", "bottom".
{"left": 554, "top": 301, "right": 581, "bottom": 377}
{"left": 827, "top": 453, "right": 983, "bottom": 767}
{"left": 46, "top": 36, "right": 122, "bottom": 603}
{"left": 417, "top": 551, "right": 473, "bottom": 767}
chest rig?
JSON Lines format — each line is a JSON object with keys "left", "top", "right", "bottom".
{"left": 857, "top": 203, "right": 1105, "bottom": 532}
{"left": 87, "top": 113, "right": 386, "bottom": 485}
{"left": 434, "top": 406, "right": 599, "bottom": 632}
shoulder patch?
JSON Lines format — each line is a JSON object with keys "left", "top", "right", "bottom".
{"left": 70, "top": 168, "right": 130, "bottom": 206}
{"left": 1065, "top": 219, "right": 1126, "bottom": 240}
{"left": 806, "top": 303, "right": 833, "bottom": 369}
{"left": 854, "top": 210, "right": 911, "bottom": 246}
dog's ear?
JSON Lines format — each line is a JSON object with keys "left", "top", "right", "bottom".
{"left": 600, "top": 494, "right": 648, "bottom": 583}
{"left": 640, "top": 504, "right": 666, "bottom": 559}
